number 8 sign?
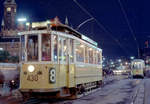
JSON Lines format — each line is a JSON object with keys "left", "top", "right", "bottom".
{"left": 49, "top": 68, "right": 56, "bottom": 83}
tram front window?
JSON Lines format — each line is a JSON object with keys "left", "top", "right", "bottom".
{"left": 42, "top": 34, "right": 51, "bottom": 61}
{"left": 27, "top": 35, "right": 38, "bottom": 61}
{"left": 132, "top": 63, "right": 141, "bottom": 70}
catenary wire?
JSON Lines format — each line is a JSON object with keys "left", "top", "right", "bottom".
{"left": 72, "top": 0, "right": 131, "bottom": 56}
{"left": 117, "top": 0, "right": 140, "bottom": 57}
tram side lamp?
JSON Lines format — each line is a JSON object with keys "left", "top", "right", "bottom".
{"left": 49, "top": 68, "right": 56, "bottom": 83}
{"left": 28, "top": 65, "right": 35, "bottom": 73}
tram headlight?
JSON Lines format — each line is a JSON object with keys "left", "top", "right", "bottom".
{"left": 28, "top": 65, "right": 35, "bottom": 72}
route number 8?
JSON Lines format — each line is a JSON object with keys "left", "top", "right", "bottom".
{"left": 49, "top": 68, "right": 56, "bottom": 83}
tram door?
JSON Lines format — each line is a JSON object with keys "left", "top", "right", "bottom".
{"left": 66, "top": 39, "right": 75, "bottom": 87}
{"left": 58, "top": 37, "right": 74, "bottom": 87}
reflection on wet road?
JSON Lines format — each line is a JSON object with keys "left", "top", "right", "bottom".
{"left": 1, "top": 75, "right": 150, "bottom": 104}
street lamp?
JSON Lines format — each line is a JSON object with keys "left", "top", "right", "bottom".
{"left": 118, "top": 59, "right": 121, "bottom": 62}
{"left": 125, "top": 62, "right": 128, "bottom": 65}
{"left": 130, "top": 56, "right": 135, "bottom": 60}
{"left": 17, "top": 17, "right": 27, "bottom": 30}
{"left": 0, "top": 48, "right": 3, "bottom": 51}
{"left": 103, "top": 57, "right": 106, "bottom": 61}
{"left": 111, "top": 62, "right": 114, "bottom": 65}
{"left": 17, "top": 18, "right": 27, "bottom": 22}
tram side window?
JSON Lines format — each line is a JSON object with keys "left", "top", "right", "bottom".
{"left": 53, "top": 35, "right": 58, "bottom": 62}
{"left": 85, "top": 46, "right": 89, "bottom": 63}
{"left": 21, "top": 35, "right": 25, "bottom": 61}
{"left": 89, "top": 48, "right": 93, "bottom": 64}
{"left": 93, "top": 50, "right": 97, "bottom": 64}
{"left": 63, "top": 39, "right": 67, "bottom": 62}
{"left": 42, "top": 34, "right": 51, "bottom": 61}
{"left": 27, "top": 35, "right": 38, "bottom": 61}
{"left": 59, "top": 38, "right": 62, "bottom": 62}
{"left": 70, "top": 39, "right": 74, "bottom": 63}
{"left": 97, "top": 52, "right": 101, "bottom": 64}
{"left": 76, "top": 41, "right": 84, "bottom": 62}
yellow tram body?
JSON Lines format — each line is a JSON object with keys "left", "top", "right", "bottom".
{"left": 19, "top": 19, "right": 102, "bottom": 98}
{"left": 20, "top": 63, "right": 102, "bottom": 90}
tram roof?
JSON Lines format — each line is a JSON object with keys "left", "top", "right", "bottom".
{"left": 18, "top": 30, "right": 102, "bottom": 51}
{"left": 18, "top": 20, "right": 102, "bottom": 51}
{"left": 131, "top": 59, "right": 145, "bottom": 63}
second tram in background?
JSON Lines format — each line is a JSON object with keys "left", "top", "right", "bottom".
{"left": 131, "top": 59, "right": 145, "bottom": 78}
{"left": 19, "top": 17, "right": 103, "bottom": 99}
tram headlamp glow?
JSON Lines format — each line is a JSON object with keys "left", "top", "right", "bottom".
{"left": 28, "top": 65, "right": 35, "bottom": 72}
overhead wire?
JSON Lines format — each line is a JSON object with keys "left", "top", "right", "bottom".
{"left": 72, "top": 0, "right": 130, "bottom": 56}
{"left": 117, "top": 0, "right": 140, "bottom": 57}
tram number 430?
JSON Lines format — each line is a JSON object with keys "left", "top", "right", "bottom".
{"left": 49, "top": 68, "right": 56, "bottom": 83}
{"left": 27, "top": 75, "right": 38, "bottom": 81}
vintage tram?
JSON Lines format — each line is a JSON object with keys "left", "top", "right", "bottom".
{"left": 131, "top": 59, "right": 145, "bottom": 78}
{"left": 19, "top": 18, "right": 102, "bottom": 99}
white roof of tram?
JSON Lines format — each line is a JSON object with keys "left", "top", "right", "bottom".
{"left": 131, "top": 59, "right": 145, "bottom": 63}
{"left": 18, "top": 18, "right": 102, "bottom": 51}
{"left": 18, "top": 30, "right": 102, "bottom": 51}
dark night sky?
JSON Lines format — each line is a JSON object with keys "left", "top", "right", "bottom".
{"left": 0, "top": 0, "right": 150, "bottom": 59}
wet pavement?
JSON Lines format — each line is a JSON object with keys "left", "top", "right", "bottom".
{"left": 144, "top": 78, "right": 150, "bottom": 104}
{"left": 0, "top": 75, "right": 150, "bottom": 104}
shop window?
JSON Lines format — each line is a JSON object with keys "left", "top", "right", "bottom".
{"left": 42, "top": 34, "right": 51, "bottom": 61}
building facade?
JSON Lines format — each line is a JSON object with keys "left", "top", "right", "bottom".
{"left": 0, "top": 0, "right": 20, "bottom": 60}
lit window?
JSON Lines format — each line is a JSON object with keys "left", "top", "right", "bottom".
{"left": 7, "top": 7, "right": 11, "bottom": 12}
{"left": 27, "top": 35, "right": 38, "bottom": 61}
{"left": 76, "top": 42, "right": 84, "bottom": 62}
{"left": 42, "top": 34, "right": 51, "bottom": 61}
{"left": 93, "top": 50, "right": 97, "bottom": 64}
{"left": 14, "top": 9, "right": 16, "bottom": 13}
{"left": 85, "top": 46, "right": 89, "bottom": 63}
{"left": 97, "top": 51, "right": 102, "bottom": 64}
{"left": 89, "top": 48, "right": 93, "bottom": 64}
{"left": 59, "top": 38, "right": 62, "bottom": 62}
{"left": 70, "top": 39, "right": 74, "bottom": 63}
{"left": 53, "top": 35, "right": 58, "bottom": 62}
{"left": 63, "top": 39, "right": 67, "bottom": 62}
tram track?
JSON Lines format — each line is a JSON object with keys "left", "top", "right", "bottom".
{"left": 22, "top": 78, "right": 145, "bottom": 104}
{"left": 131, "top": 79, "right": 145, "bottom": 104}
{"left": 23, "top": 98, "right": 41, "bottom": 104}
{"left": 22, "top": 76, "right": 121, "bottom": 104}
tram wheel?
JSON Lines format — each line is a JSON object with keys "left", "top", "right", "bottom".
{"left": 22, "top": 92, "right": 30, "bottom": 102}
